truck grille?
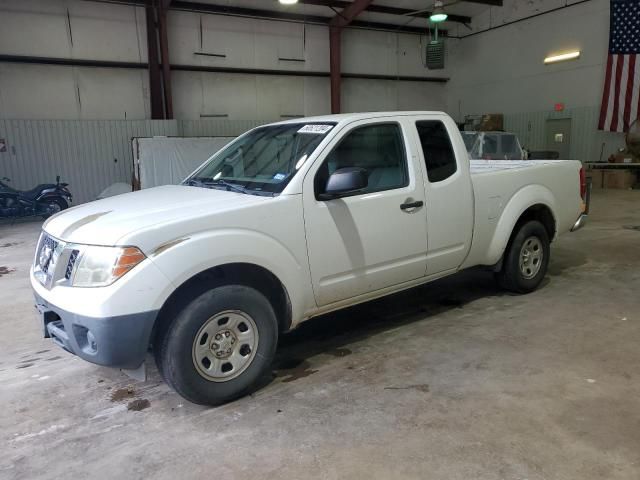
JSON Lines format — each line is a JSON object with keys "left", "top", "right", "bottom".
{"left": 34, "top": 232, "right": 74, "bottom": 288}
{"left": 36, "top": 234, "right": 59, "bottom": 275}
{"left": 65, "top": 249, "right": 79, "bottom": 280}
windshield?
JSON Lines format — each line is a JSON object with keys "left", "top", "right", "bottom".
{"left": 185, "top": 122, "right": 336, "bottom": 195}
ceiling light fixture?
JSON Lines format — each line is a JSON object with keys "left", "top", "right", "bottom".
{"left": 544, "top": 51, "right": 581, "bottom": 64}
{"left": 430, "top": 1, "right": 448, "bottom": 23}
{"left": 278, "top": 0, "right": 299, "bottom": 4}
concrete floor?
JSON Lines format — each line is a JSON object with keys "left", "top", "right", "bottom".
{"left": 1, "top": 189, "right": 639, "bottom": 480}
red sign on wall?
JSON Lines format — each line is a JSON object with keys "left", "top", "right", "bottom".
{"left": 554, "top": 103, "right": 565, "bottom": 112}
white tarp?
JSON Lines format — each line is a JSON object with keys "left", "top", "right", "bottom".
{"left": 133, "top": 137, "right": 234, "bottom": 189}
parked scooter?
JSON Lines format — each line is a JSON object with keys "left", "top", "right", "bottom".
{"left": 0, "top": 176, "right": 73, "bottom": 220}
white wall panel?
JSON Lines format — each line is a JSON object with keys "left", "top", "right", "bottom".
{"left": 0, "top": 0, "right": 146, "bottom": 61}
{"left": 303, "top": 77, "right": 331, "bottom": 117}
{"left": 200, "top": 14, "right": 255, "bottom": 67}
{"left": 446, "top": 0, "right": 610, "bottom": 118}
{"left": 67, "top": 2, "right": 146, "bottom": 62}
{"left": 203, "top": 73, "right": 259, "bottom": 119}
{"left": 0, "top": 0, "right": 69, "bottom": 57}
{"left": 75, "top": 68, "right": 148, "bottom": 120}
{"left": 172, "top": 70, "right": 205, "bottom": 119}
{"left": 167, "top": 10, "right": 201, "bottom": 65}
{"left": 0, "top": 1, "right": 447, "bottom": 120}
{"left": 342, "top": 79, "right": 446, "bottom": 113}
{"left": 0, "top": 64, "right": 79, "bottom": 119}
{"left": 256, "top": 76, "right": 304, "bottom": 119}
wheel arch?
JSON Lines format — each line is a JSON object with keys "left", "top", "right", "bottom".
{"left": 150, "top": 262, "right": 293, "bottom": 351}
{"left": 486, "top": 185, "right": 557, "bottom": 265}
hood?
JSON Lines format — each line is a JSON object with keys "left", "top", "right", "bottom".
{"left": 43, "top": 185, "right": 268, "bottom": 246}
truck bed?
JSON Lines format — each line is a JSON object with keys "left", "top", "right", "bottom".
{"left": 469, "top": 159, "right": 568, "bottom": 174}
{"left": 462, "top": 158, "right": 583, "bottom": 269}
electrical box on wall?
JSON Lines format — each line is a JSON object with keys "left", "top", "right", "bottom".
{"left": 426, "top": 40, "right": 445, "bottom": 69}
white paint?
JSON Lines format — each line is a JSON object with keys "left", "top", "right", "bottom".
{"left": 34, "top": 112, "right": 583, "bottom": 330}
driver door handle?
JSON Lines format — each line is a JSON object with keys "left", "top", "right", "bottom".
{"left": 400, "top": 200, "right": 424, "bottom": 211}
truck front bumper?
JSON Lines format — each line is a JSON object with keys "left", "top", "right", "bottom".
{"left": 34, "top": 291, "right": 157, "bottom": 370}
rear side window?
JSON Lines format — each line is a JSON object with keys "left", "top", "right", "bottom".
{"left": 416, "top": 121, "right": 457, "bottom": 183}
{"left": 315, "top": 123, "right": 408, "bottom": 197}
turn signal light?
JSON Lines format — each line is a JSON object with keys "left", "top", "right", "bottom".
{"left": 112, "top": 247, "right": 146, "bottom": 278}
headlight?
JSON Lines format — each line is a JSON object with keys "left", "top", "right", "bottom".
{"left": 71, "top": 246, "right": 146, "bottom": 287}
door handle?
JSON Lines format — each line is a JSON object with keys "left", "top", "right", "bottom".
{"left": 400, "top": 200, "right": 424, "bottom": 211}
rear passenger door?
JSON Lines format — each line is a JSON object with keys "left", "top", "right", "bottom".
{"left": 303, "top": 119, "right": 428, "bottom": 307}
{"left": 412, "top": 117, "right": 474, "bottom": 274}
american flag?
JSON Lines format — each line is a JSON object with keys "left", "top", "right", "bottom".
{"left": 598, "top": 0, "right": 640, "bottom": 132}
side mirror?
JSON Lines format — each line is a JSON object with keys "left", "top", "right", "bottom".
{"left": 318, "top": 167, "right": 368, "bottom": 200}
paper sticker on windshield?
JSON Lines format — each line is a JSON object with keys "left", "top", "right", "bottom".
{"left": 273, "top": 173, "right": 287, "bottom": 181}
{"left": 298, "top": 124, "right": 333, "bottom": 134}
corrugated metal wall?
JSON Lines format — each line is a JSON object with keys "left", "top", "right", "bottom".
{"left": 0, "top": 112, "right": 626, "bottom": 205}
{"left": 0, "top": 119, "right": 266, "bottom": 204}
{"left": 504, "top": 107, "right": 626, "bottom": 162}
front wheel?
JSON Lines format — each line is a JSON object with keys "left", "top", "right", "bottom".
{"left": 155, "top": 285, "right": 278, "bottom": 406}
{"left": 496, "top": 220, "right": 550, "bottom": 293}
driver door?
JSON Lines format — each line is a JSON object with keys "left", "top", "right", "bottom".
{"left": 302, "top": 119, "right": 428, "bottom": 307}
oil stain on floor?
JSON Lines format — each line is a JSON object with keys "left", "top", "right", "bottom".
{"left": 0, "top": 266, "right": 16, "bottom": 277}
{"left": 273, "top": 358, "right": 319, "bottom": 383}
{"left": 127, "top": 399, "right": 151, "bottom": 411}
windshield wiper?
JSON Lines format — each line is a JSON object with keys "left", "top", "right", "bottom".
{"left": 185, "top": 178, "right": 249, "bottom": 195}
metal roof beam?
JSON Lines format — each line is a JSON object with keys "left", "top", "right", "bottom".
{"left": 298, "top": 0, "right": 472, "bottom": 24}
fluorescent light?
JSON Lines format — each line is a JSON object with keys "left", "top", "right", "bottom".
{"left": 279, "top": 0, "right": 299, "bottom": 4}
{"left": 544, "top": 51, "right": 581, "bottom": 64}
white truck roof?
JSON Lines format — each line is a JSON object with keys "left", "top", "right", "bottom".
{"left": 271, "top": 111, "right": 449, "bottom": 125}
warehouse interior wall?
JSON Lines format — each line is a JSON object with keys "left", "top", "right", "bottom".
{"left": 0, "top": 0, "right": 627, "bottom": 178}
{"left": 445, "top": 0, "right": 624, "bottom": 160}
{"left": 446, "top": 0, "right": 609, "bottom": 117}
{"left": 0, "top": 0, "right": 447, "bottom": 120}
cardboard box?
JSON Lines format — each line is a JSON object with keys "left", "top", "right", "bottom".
{"left": 603, "top": 170, "right": 636, "bottom": 189}
{"left": 611, "top": 153, "right": 636, "bottom": 164}
{"left": 478, "top": 114, "right": 504, "bottom": 132}
{"left": 586, "top": 168, "right": 604, "bottom": 189}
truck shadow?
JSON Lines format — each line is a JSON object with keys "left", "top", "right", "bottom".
{"left": 270, "top": 267, "right": 503, "bottom": 384}
{"left": 270, "top": 249, "right": 585, "bottom": 385}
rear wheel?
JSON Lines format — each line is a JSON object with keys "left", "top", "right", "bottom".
{"left": 496, "top": 220, "right": 550, "bottom": 293}
{"left": 155, "top": 285, "right": 278, "bottom": 406}
{"left": 41, "top": 197, "right": 68, "bottom": 218}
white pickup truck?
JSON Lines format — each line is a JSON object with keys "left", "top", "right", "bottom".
{"left": 31, "top": 112, "right": 587, "bottom": 405}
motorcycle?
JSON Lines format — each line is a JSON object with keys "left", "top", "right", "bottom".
{"left": 0, "top": 176, "right": 73, "bottom": 220}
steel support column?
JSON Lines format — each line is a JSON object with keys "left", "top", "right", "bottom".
{"left": 158, "top": 1, "right": 173, "bottom": 119}
{"left": 145, "top": 2, "right": 163, "bottom": 119}
{"left": 328, "top": 0, "right": 373, "bottom": 114}
{"left": 329, "top": 26, "right": 341, "bottom": 114}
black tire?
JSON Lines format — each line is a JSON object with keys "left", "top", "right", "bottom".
{"left": 155, "top": 285, "right": 278, "bottom": 406}
{"left": 41, "top": 197, "right": 68, "bottom": 218}
{"left": 496, "top": 220, "right": 550, "bottom": 294}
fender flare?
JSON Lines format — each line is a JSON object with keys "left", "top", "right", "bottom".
{"left": 485, "top": 184, "right": 557, "bottom": 265}
{"left": 147, "top": 228, "right": 313, "bottom": 325}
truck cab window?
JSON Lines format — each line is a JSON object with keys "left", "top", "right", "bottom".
{"left": 416, "top": 121, "right": 457, "bottom": 182}
{"left": 315, "top": 123, "right": 408, "bottom": 197}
